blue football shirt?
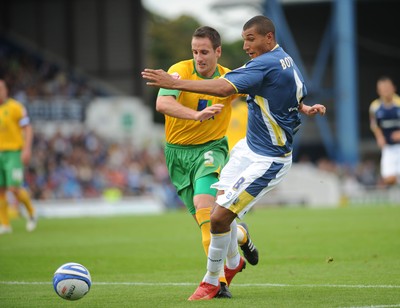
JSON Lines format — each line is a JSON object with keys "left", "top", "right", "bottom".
{"left": 222, "top": 45, "right": 307, "bottom": 157}
{"left": 373, "top": 102, "right": 400, "bottom": 145}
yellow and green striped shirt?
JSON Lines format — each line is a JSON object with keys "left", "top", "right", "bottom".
{"left": 0, "top": 98, "right": 30, "bottom": 151}
{"left": 158, "top": 60, "right": 241, "bottom": 145}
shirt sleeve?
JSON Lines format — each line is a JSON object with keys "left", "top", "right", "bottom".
{"left": 158, "top": 88, "right": 180, "bottom": 97}
{"left": 17, "top": 104, "right": 30, "bottom": 127}
{"left": 223, "top": 60, "right": 265, "bottom": 95}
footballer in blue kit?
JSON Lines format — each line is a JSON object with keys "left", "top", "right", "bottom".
{"left": 369, "top": 76, "right": 400, "bottom": 186}
{"left": 142, "top": 15, "right": 326, "bottom": 301}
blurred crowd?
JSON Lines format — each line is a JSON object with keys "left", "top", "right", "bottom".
{"left": 313, "top": 156, "right": 382, "bottom": 196}
{"left": 25, "top": 130, "right": 182, "bottom": 209}
{"left": 0, "top": 39, "right": 105, "bottom": 105}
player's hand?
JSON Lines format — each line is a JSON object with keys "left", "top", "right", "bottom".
{"left": 141, "top": 69, "right": 176, "bottom": 88}
{"left": 306, "top": 104, "right": 326, "bottom": 116}
{"left": 195, "top": 104, "right": 224, "bottom": 121}
{"left": 390, "top": 130, "right": 400, "bottom": 142}
{"left": 21, "top": 148, "right": 31, "bottom": 165}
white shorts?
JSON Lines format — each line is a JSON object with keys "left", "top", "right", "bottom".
{"left": 381, "top": 144, "right": 400, "bottom": 178}
{"left": 211, "top": 139, "right": 292, "bottom": 219}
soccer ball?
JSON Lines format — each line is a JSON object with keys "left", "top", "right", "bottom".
{"left": 53, "top": 262, "right": 92, "bottom": 300}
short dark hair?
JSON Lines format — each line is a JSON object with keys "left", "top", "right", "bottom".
{"left": 193, "top": 26, "right": 221, "bottom": 50}
{"left": 377, "top": 76, "right": 393, "bottom": 83}
{"left": 243, "top": 15, "right": 275, "bottom": 36}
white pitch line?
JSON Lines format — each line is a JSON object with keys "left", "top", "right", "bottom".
{"left": 1, "top": 281, "right": 400, "bottom": 289}
{"left": 341, "top": 305, "right": 400, "bottom": 308}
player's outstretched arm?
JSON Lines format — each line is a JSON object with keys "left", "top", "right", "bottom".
{"left": 142, "top": 68, "right": 236, "bottom": 97}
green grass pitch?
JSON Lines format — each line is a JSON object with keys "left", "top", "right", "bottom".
{"left": 0, "top": 205, "right": 399, "bottom": 307}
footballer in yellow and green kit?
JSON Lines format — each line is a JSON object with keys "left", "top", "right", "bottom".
{"left": 0, "top": 80, "right": 36, "bottom": 234}
{"left": 0, "top": 97, "right": 29, "bottom": 187}
{"left": 154, "top": 28, "right": 259, "bottom": 297}
{"left": 159, "top": 59, "right": 242, "bottom": 215}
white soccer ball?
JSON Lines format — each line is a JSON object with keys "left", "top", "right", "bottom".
{"left": 53, "top": 262, "right": 92, "bottom": 300}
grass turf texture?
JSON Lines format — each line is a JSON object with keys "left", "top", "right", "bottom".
{"left": 0, "top": 205, "right": 399, "bottom": 307}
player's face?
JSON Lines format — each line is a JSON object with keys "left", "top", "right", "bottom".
{"left": 242, "top": 26, "right": 273, "bottom": 59}
{"left": 191, "top": 37, "right": 221, "bottom": 78}
{"left": 377, "top": 80, "right": 396, "bottom": 101}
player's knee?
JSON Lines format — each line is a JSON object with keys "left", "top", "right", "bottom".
{"left": 210, "top": 214, "right": 230, "bottom": 233}
{"left": 7, "top": 187, "right": 19, "bottom": 194}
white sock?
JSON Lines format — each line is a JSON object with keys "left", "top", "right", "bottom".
{"left": 226, "top": 220, "right": 240, "bottom": 269}
{"left": 203, "top": 231, "right": 231, "bottom": 286}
